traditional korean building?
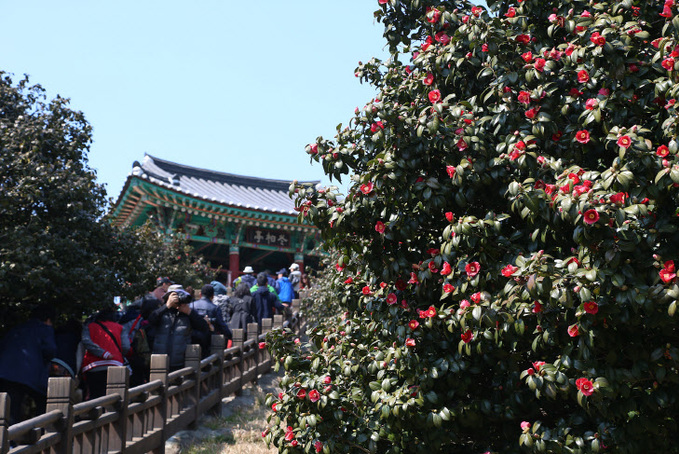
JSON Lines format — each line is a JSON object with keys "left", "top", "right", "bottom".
{"left": 109, "top": 154, "right": 324, "bottom": 284}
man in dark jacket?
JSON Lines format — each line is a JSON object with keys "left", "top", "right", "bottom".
{"left": 147, "top": 284, "right": 209, "bottom": 370}
{"left": 251, "top": 272, "right": 287, "bottom": 325}
{"left": 0, "top": 305, "right": 57, "bottom": 424}
{"left": 190, "top": 284, "right": 232, "bottom": 355}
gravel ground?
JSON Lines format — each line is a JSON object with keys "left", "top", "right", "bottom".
{"left": 166, "top": 371, "right": 282, "bottom": 454}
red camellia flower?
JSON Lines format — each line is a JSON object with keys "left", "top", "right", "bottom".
{"left": 505, "top": 6, "right": 516, "bottom": 17}
{"left": 308, "top": 389, "right": 320, "bottom": 402}
{"left": 426, "top": 7, "right": 441, "bottom": 23}
{"left": 375, "top": 221, "right": 385, "bottom": 233}
{"left": 517, "top": 91, "right": 531, "bottom": 105}
{"left": 583, "top": 209, "right": 600, "bottom": 224}
{"left": 457, "top": 138, "right": 468, "bottom": 151}
{"left": 575, "top": 378, "right": 594, "bottom": 396}
{"left": 291, "top": 440, "right": 298, "bottom": 447}
{"left": 408, "top": 272, "right": 419, "bottom": 285}
{"left": 445, "top": 211, "right": 454, "bottom": 222}
{"left": 395, "top": 278, "right": 407, "bottom": 291}
{"left": 296, "top": 388, "right": 306, "bottom": 399}
{"left": 443, "top": 283, "right": 455, "bottom": 293}
{"left": 609, "top": 192, "right": 627, "bottom": 204}
{"left": 525, "top": 107, "right": 538, "bottom": 119}
{"left": 405, "top": 337, "right": 416, "bottom": 347}
{"left": 465, "top": 261, "right": 481, "bottom": 277}
{"left": 461, "top": 329, "right": 473, "bottom": 343}
{"left": 521, "top": 51, "right": 533, "bottom": 63}
{"left": 662, "top": 58, "right": 675, "bottom": 71}
{"left": 660, "top": 260, "right": 677, "bottom": 283}
{"left": 533, "top": 301, "right": 543, "bottom": 313}
{"left": 259, "top": 342, "right": 267, "bottom": 349}
{"left": 590, "top": 32, "right": 606, "bottom": 46}
{"left": 409, "top": 320, "right": 420, "bottom": 330}
{"left": 423, "top": 72, "right": 434, "bottom": 86}
{"left": 344, "top": 277, "right": 353, "bottom": 284}
{"left": 516, "top": 34, "right": 530, "bottom": 44}
{"left": 446, "top": 165, "right": 456, "bottom": 178}
{"left": 360, "top": 182, "right": 374, "bottom": 195}
{"left": 362, "top": 286, "right": 372, "bottom": 295}
{"left": 323, "top": 375, "right": 332, "bottom": 384}
{"left": 584, "top": 301, "right": 599, "bottom": 314}
{"left": 428, "top": 89, "right": 442, "bottom": 103}
{"left": 386, "top": 293, "right": 398, "bottom": 305}
{"left": 657, "top": 145, "right": 670, "bottom": 157}
{"left": 617, "top": 135, "right": 632, "bottom": 149}
{"left": 440, "top": 261, "right": 452, "bottom": 276}
{"left": 314, "top": 441, "right": 323, "bottom": 453}
{"left": 379, "top": 0, "right": 388, "bottom": 4}
{"left": 577, "top": 70, "right": 590, "bottom": 83}
{"left": 534, "top": 58, "right": 546, "bottom": 72}
{"left": 272, "top": 402, "right": 278, "bottom": 411}
{"left": 428, "top": 261, "right": 439, "bottom": 273}
{"left": 471, "top": 292, "right": 481, "bottom": 304}
{"left": 585, "top": 98, "right": 598, "bottom": 110}
{"left": 424, "top": 305, "right": 437, "bottom": 317}
{"left": 568, "top": 324, "right": 580, "bottom": 337}
{"left": 533, "top": 361, "right": 545, "bottom": 371}
{"left": 460, "top": 299, "right": 471, "bottom": 309}
{"left": 575, "top": 130, "right": 591, "bottom": 144}
{"left": 501, "top": 264, "right": 519, "bottom": 277}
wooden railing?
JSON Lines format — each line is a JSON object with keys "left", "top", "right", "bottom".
{"left": 0, "top": 300, "right": 303, "bottom": 454}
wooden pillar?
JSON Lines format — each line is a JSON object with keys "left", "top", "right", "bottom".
{"left": 229, "top": 245, "right": 240, "bottom": 282}
{"left": 185, "top": 344, "right": 201, "bottom": 428}
{"left": 210, "top": 334, "right": 226, "bottom": 402}
{"left": 106, "top": 366, "right": 130, "bottom": 452}
{"left": 247, "top": 323, "right": 259, "bottom": 380}
{"left": 0, "top": 393, "right": 10, "bottom": 454}
{"left": 231, "top": 329, "right": 244, "bottom": 395}
{"left": 149, "top": 354, "right": 169, "bottom": 454}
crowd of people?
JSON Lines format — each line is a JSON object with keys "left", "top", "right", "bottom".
{"left": 0, "top": 263, "right": 310, "bottom": 425}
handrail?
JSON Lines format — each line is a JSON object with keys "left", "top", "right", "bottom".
{"left": 0, "top": 307, "right": 303, "bottom": 454}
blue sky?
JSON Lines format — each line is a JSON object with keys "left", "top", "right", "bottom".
{"left": 1, "top": 1, "right": 392, "bottom": 202}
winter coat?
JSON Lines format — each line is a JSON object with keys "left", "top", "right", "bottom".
{"left": 277, "top": 276, "right": 294, "bottom": 303}
{"left": 251, "top": 284, "right": 284, "bottom": 324}
{"left": 228, "top": 295, "right": 257, "bottom": 333}
{"left": 148, "top": 305, "right": 209, "bottom": 370}
{"left": 191, "top": 297, "right": 232, "bottom": 339}
{"left": 81, "top": 320, "right": 130, "bottom": 374}
{"left": 289, "top": 270, "right": 302, "bottom": 293}
{"left": 233, "top": 273, "right": 256, "bottom": 289}
{"left": 0, "top": 318, "right": 56, "bottom": 395}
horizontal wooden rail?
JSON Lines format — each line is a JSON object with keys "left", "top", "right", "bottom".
{"left": 0, "top": 302, "right": 304, "bottom": 454}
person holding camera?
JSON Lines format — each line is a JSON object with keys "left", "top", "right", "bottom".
{"left": 147, "top": 284, "right": 209, "bottom": 371}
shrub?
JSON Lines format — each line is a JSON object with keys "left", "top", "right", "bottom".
{"left": 267, "top": 0, "right": 679, "bottom": 452}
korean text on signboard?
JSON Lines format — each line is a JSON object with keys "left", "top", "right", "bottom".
{"left": 245, "top": 227, "right": 290, "bottom": 247}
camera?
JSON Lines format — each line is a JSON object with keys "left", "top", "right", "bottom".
{"left": 177, "top": 292, "right": 192, "bottom": 306}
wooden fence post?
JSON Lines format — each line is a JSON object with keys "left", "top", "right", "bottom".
{"left": 210, "top": 334, "right": 225, "bottom": 404}
{"left": 232, "top": 329, "right": 244, "bottom": 395}
{"left": 45, "top": 377, "right": 75, "bottom": 454}
{"left": 149, "top": 354, "right": 169, "bottom": 454}
{"left": 0, "top": 393, "right": 9, "bottom": 454}
{"left": 262, "top": 318, "right": 273, "bottom": 334}
{"left": 106, "top": 366, "right": 130, "bottom": 452}
{"left": 184, "top": 344, "right": 201, "bottom": 428}
{"left": 247, "top": 323, "right": 259, "bottom": 380}
{"left": 273, "top": 315, "right": 283, "bottom": 330}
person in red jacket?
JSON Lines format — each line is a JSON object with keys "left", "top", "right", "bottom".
{"left": 80, "top": 309, "right": 130, "bottom": 400}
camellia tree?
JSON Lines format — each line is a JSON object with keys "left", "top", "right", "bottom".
{"left": 266, "top": 0, "right": 679, "bottom": 452}
{"left": 0, "top": 73, "right": 212, "bottom": 329}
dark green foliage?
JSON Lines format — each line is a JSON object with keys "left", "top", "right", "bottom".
{"left": 0, "top": 74, "right": 211, "bottom": 329}
{"left": 267, "top": 0, "right": 679, "bottom": 452}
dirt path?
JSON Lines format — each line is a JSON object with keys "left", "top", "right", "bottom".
{"left": 166, "top": 372, "right": 282, "bottom": 454}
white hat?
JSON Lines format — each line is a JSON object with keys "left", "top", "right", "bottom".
{"left": 289, "top": 263, "right": 299, "bottom": 271}
{"left": 242, "top": 266, "right": 254, "bottom": 273}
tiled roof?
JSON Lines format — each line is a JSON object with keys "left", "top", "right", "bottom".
{"left": 128, "top": 154, "right": 319, "bottom": 215}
